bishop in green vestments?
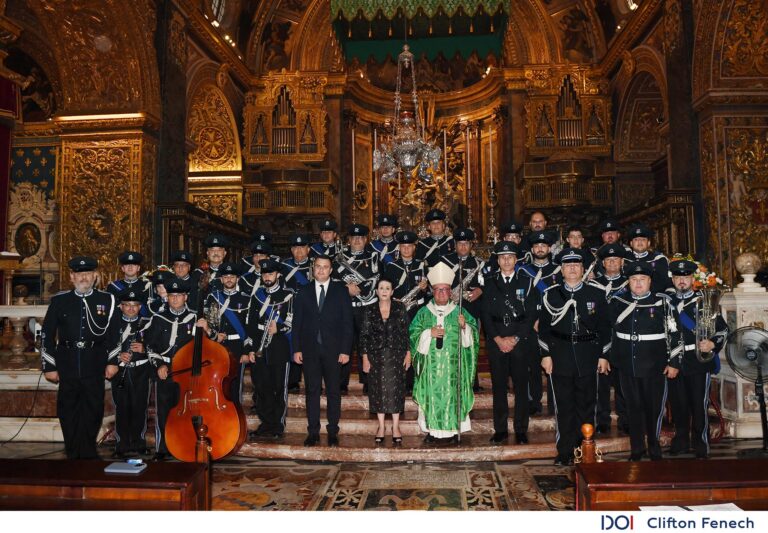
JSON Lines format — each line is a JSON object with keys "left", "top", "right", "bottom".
{"left": 409, "top": 262, "right": 479, "bottom": 440}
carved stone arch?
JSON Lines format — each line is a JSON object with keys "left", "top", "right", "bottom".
{"left": 293, "top": 0, "right": 332, "bottom": 71}
{"left": 614, "top": 45, "right": 668, "bottom": 113}
{"left": 187, "top": 83, "right": 243, "bottom": 173}
{"left": 614, "top": 69, "right": 666, "bottom": 163}
{"left": 25, "top": 0, "right": 161, "bottom": 117}
{"left": 245, "top": 1, "right": 282, "bottom": 74}
{"left": 692, "top": 0, "right": 768, "bottom": 106}
{"left": 511, "top": 0, "right": 563, "bottom": 64}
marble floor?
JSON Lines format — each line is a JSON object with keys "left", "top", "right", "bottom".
{"left": 1, "top": 438, "right": 765, "bottom": 511}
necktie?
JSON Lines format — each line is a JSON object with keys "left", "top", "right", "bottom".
{"left": 319, "top": 283, "right": 326, "bottom": 309}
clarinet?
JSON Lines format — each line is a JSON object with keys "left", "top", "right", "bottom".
{"left": 117, "top": 331, "right": 139, "bottom": 390}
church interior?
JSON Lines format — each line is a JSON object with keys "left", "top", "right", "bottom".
{"left": 1, "top": 0, "right": 768, "bottom": 512}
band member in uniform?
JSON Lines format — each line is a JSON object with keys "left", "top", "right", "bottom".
{"left": 311, "top": 219, "right": 341, "bottom": 259}
{"left": 170, "top": 250, "right": 200, "bottom": 309}
{"left": 292, "top": 255, "right": 354, "bottom": 447}
{"left": 335, "top": 223, "right": 379, "bottom": 393}
{"left": 603, "top": 261, "right": 683, "bottom": 461}
{"left": 590, "top": 244, "right": 631, "bottom": 434}
{"left": 239, "top": 240, "right": 272, "bottom": 296}
{"left": 144, "top": 277, "right": 212, "bottom": 460}
{"left": 241, "top": 231, "right": 272, "bottom": 273}
{"left": 485, "top": 221, "right": 525, "bottom": 276}
{"left": 205, "top": 262, "right": 250, "bottom": 405}
{"left": 148, "top": 269, "right": 172, "bottom": 314}
{"left": 386, "top": 230, "right": 428, "bottom": 391}
{"left": 41, "top": 256, "right": 120, "bottom": 459}
{"left": 282, "top": 234, "right": 313, "bottom": 391}
{"left": 369, "top": 214, "right": 399, "bottom": 265}
{"left": 563, "top": 225, "right": 597, "bottom": 281}
{"left": 482, "top": 241, "right": 537, "bottom": 444}
{"left": 520, "top": 211, "right": 549, "bottom": 262}
{"left": 627, "top": 223, "right": 672, "bottom": 292}
{"left": 416, "top": 209, "right": 455, "bottom": 267}
{"left": 107, "top": 251, "right": 151, "bottom": 315}
{"left": 539, "top": 248, "right": 610, "bottom": 465}
{"left": 518, "top": 230, "right": 560, "bottom": 415}
{"left": 192, "top": 234, "right": 229, "bottom": 292}
{"left": 245, "top": 259, "right": 295, "bottom": 439}
{"left": 109, "top": 290, "right": 152, "bottom": 458}
{"left": 591, "top": 219, "right": 631, "bottom": 278}
{"left": 667, "top": 259, "right": 728, "bottom": 459}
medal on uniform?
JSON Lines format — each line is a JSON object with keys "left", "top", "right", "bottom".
{"left": 587, "top": 301, "right": 595, "bottom": 315}
{"left": 516, "top": 288, "right": 525, "bottom": 301}
{"left": 649, "top": 307, "right": 655, "bottom": 318}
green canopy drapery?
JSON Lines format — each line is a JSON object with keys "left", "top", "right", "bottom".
{"left": 331, "top": 1, "right": 505, "bottom": 21}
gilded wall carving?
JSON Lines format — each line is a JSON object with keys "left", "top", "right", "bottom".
{"left": 190, "top": 193, "right": 240, "bottom": 223}
{"left": 700, "top": 116, "right": 768, "bottom": 284}
{"left": 720, "top": 0, "right": 768, "bottom": 78}
{"left": 188, "top": 84, "right": 242, "bottom": 172}
{"left": 169, "top": 9, "right": 188, "bottom": 69}
{"left": 60, "top": 136, "right": 154, "bottom": 282}
{"left": 28, "top": 0, "right": 160, "bottom": 115}
{"left": 663, "top": 0, "right": 682, "bottom": 54}
{"left": 616, "top": 72, "right": 666, "bottom": 161}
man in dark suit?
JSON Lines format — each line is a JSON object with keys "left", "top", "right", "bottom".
{"left": 292, "top": 255, "right": 354, "bottom": 447}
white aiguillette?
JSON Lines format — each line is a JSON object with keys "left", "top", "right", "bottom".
{"left": 104, "top": 460, "right": 148, "bottom": 475}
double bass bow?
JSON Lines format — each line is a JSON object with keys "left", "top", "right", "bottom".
{"left": 164, "top": 263, "right": 247, "bottom": 462}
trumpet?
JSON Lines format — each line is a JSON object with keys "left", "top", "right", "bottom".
{"left": 255, "top": 305, "right": 279, "bottom": 358}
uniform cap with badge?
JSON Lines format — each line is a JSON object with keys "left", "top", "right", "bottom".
{"left": 377, "top": 214, "right": 398, "bottom": 227}
{"left": 151, "top": 270, "right": 173, "bottom": 286}
{"left": 494, "top": 241, "right": 519, "bottom": 256}
{"left": 250, "top": 240, "right": 273, "bottom": 254}
{"left": 165, "top": 277, "right": 191, "bottom": 293}
{"left": 120, "top": 290, "right": 142, "bottom": 303}
{"left": 396, "top": 230, "right": 418, "bottom": 244}
{"left": 528, "top": 230, "right": 555, "bottom": 246}
{"left": 454, "top": 227, "right": 475, "bottom": 242}
{"left": 348, "top": 223, "right": 369, "bottom": 237}
{"left": 624, "top": 260, "right": 653, "bottom": 278}
{"left": 556, "top": 247, "right": 586, "bottom": 264}
{"left": 259, "top": 258, "right": 282, "bottom": 273}
{"left": 596, "top": 244, "right": 629, "bottom": 260}
{"left": 218, "top": 262, "right": 240, "bottom": 277}
{"left": 204, "top": 234, "right": 228, "bottom": 248}
{"left": 289, "top": 234, "right": 310, "bottom": 246}
{"left": 170, "top": 250, "right": 193, "bottom": 264}
{"left": 68, "top": 256, "right": 98, "bottom": 272}
{"left": 598, "top": 219, "right": 622, "bottom": 234}
{"left": 670, "top": 259, "right": 698, "bottom": 277}
{"left": 628, "top": 223, "right": 653, "bottom": 239}
{"left": 319, "top": 219, "right": 338, "bottom": 231}
{"left": 501, "top": 221, "right": 524, "bottom": 236}
{"left": 425, "top": 209, "right": 447, "bottom": 222}
{"left": 118, "top": 251, "right": 143, "bottom": 265}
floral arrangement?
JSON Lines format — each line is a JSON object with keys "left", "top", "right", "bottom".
{"left": 671, "top": 254, "right": 727, "bottom": 290}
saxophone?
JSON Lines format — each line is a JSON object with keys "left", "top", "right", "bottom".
{"left": 398, "top": 283, "right": 424, "bottom": 311}
{"left": 451, "top": 261, "right": 483, "bottom": 304}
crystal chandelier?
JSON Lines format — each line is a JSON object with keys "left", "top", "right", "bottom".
{"left": 373, "top": 44, "right": 442, "bottom": 183}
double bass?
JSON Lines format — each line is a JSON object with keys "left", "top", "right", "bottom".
{"left": 164, "top": 267, "right": 247, "bottom": 462}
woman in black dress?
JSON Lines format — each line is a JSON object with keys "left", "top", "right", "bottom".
{"left": 361, "top": 277, "right": 411, "bottom": 444}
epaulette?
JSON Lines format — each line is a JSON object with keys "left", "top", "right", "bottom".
{"left": 655, "top": 292, "right": 672, "bottom": 302}
{"left": 543, "top": 284, "right": 559, "bottom": 294}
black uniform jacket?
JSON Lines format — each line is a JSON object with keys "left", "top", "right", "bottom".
{"left": 669, "top": 290, "right": 729, "bottom": 375}
{"left": 481, "top": 271, "right": 538, "bottom": 343}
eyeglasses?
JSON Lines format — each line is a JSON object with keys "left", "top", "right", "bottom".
{"left": 433, "top": 287, "right": 451, "bottom": 293}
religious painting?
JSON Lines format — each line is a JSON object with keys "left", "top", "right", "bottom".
{"left": 557, "top": 7, "right": 594, "bottom": 63}
{"left": 261, "top": 20, "right": 295, "bottom": 72}
{"left": 14, "top": 223, "right": 42, "bottom": 258}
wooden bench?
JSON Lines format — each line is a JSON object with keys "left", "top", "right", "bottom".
{"left": 576, "top": 458, "right": 768, "bottom": 510}
{"left": 0, "top": 459, "right": 209, "bottom": 510}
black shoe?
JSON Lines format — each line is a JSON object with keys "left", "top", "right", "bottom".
{"left": 529, "top": 403, "right": 542, "bottom": 416}
{"left": 515, "top": 433, "right": 529, "bottom": 444}
{"left": 554, "top": 455, "right": 573, "bottom": 466}
{"left": 695, "top": 451, "right": 709, "bottom": 459}
{"left": 629, "top": 452, "right": 644, "bottom": 462}
{"left": 328, "top": 434, "right": 339, "bottom": 447}
{"left": 473, "top": 385, "right": 484, "bottom": 393}
{"left": 423, "top": 434, "right": 436, "bottom": 444}
{"left": 392, "top": 436, "right": 403, "bottom": 446}
{"left": 669, "top": 441, "right": 690, "bottom": 456}
{"left": 362, "top": 384, "right": 368, "bottom": 394}
{"left": 272, "top": 432, "right": 284, "bottom": 439}
{"left": 340, "top": 388, "right": 349, "bottom": 396}
{"left": 447, "top": 435, "right": 459, "bottom": 445}
{"left": 595, "top": 424, "right": 610, "bottom": 435}
{"left": 153, "top": 452, "right": 169, "bottom": 462}
{"left": 618, "top": 422, "right": 630, "bottom": 435}
{"left": 304, "top": 434, "right": 319, "bottom": 447}
{"left": 288, "top": 384, "right": 300, "bottom": 393}
{"left": 374, "top": 436, "right": 385, "bottom": 445}
{"left": 489, "top": 431, "right": 509, "bottom": 444}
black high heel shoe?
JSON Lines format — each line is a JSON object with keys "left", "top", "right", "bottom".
{"left": 392, "top": 436, "right": 403, "bottom": 445}
{"left": 375, "top": 436, "right": 385, "bottom": 445}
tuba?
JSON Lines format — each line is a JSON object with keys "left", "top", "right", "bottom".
{"left": 694, "top": 287, "right": 727, "bottom": 362}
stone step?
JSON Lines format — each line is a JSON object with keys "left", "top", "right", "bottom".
{"left": 245, "top": 409, "right": 573, "bottom": 436}
{"left": 237, "top": 430, "right": 632, "bottom": 462}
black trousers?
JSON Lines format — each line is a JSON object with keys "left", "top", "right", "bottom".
{"left": 304, "top": 348, "right": 342, "bottom": 436}
{"left": 520, "top": 336, "right": 543, "bottom": 407}
{"left": 341, "top": 307, "right": 365, "bottom": 389}
{"left": 254, "top": 356, "right": 290, "bottom": 433}
{"left": 488, "top": 342, "right": 530, "bottom": 434}
{"left": 111, "top": 364, "right": 151, "bottom": 453}
{"left": 154, "top": 376, "right": 180, "bottom": 454}
{"left": 619, "top": 372, "right": 667, "bottom": 457}
{"left": 550, "top": 372, "right": 597, "bottom": 457}
{"left": 57, "top": 375, "right": 105, "bottom": 459}
{"left": 596, "top": 368, "right": 628, "bottom": 429}
{"left": 669, "top": 371, "right": 711, "bottom": 455}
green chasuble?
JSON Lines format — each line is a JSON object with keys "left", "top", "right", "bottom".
{"left": 409, "top": 300, "right": 479, "bottom": 437}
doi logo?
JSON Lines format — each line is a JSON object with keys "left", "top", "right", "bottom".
{"left": 601, "top": 515, "right": 634, "bottom": 530}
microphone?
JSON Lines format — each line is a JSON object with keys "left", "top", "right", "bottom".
{"left": 436, "top": 337, "right": 443, "bottom": 350}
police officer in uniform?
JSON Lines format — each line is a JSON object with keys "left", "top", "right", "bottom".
{"left": 311, "top": 219, "right": 341, "bottom": 259}
{"left": 416, "top": 209, "right": 455, "bottom": 267}
{"left": 282, "top": 234, "right": 314, "bottom": 291}
{"left": 484, "top": 221, "right": 525, "bottom": 276}
{"left": 245, "top": 259, "right": 295, "bottom": 439}
{"left": 667, "top": 259, "right": 728, "bottom": 458}
{"left": 107, "top": 251, "right": 151, "bottom": 315}
{"left": 591, "top": 219, "right": 632, "bottom": 278}
{"left": 109, "top": 289, "right": 152, "bottom": 458}
{"left": 241, "top": 231, "right": 273, "bottom": 273}
{"left": 563, "top": 225, "right": 597, "bottom": 281}
{"left": 539, "top": 248, "right": 610, "bottom": 465}
{"left": 369, "top": 214, "right": 399, "bottom": 265}
{"left": 145, "top": 277, "right": 212, "bottom": 460}
{"left": 627, "top": 223, "right": 672, "bottom": 292}
{"left": 604, "top": 261, "right": 683, "bottom": 461}
{"left": 590, "top": 243, "right": 631, "bottom": 434}
{"left": 517, "top": 230, "right": 561, "bottom": 415}
{"left": 42, "top": 256, "right": 121, "bottom": 459}
{"left": 170, "top": 250, "right": 200, "bottom": 309}
{"left": 148, "top": 269, "right": 173, "bottom": 314}
{"left": 386, "top": 230, "right": 428, "bottom": 392}
{"left": 440, "top": 228, "right": 485, "bottom": 320}
{"left": 192, "top": 234, "right": 229, "bottom": 292}
{"left": 239, "top": 240, "right": 272, "bottom": 296}
{"left": 335, "top": 223, "right": 379, "bottom": 393}
{"left": 482, "top": 241, "right": 538, "bottom": 444}
{"left": 205, "top": 262, "right": 250, "bottom": 405}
